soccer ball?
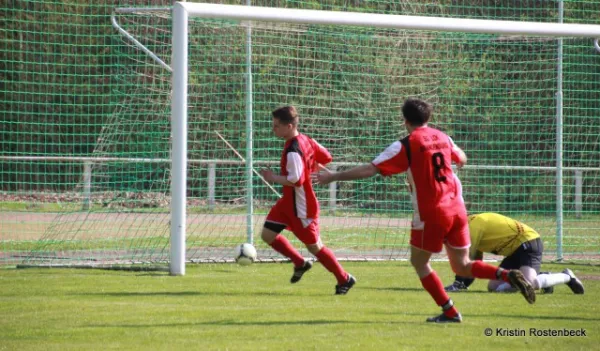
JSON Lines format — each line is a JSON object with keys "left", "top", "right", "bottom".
{"left": 235, "top": 243, "right": 257, "bottom": 266}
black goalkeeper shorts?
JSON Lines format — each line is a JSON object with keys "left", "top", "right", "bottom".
{"left": 499, "top": 238, "right": 543, "bottom": 273}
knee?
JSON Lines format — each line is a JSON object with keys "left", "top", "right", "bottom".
{"left": 410, "top": 255, "right": 430, "bottom": 273}
{"left": 409, "top": 255, "right": 422, "bottom": 269}
{"left": 305, "top": 243, "right": 321, "bottom": 255}
{"left": 261, "top": 229, "right": 277, "bottom": 244}
{"left": 519, "top": 266, "right": 537, "bottom": 285}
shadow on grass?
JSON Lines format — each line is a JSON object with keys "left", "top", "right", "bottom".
{"left": 362, "top": 286, "right": 486, "bottom": 294}
{"left": 134, "top": 273, "right": 171, "bottom": 277}
{"left": 86, "top": 319, "right": 416, "bottom": 328}
{"left": 74, "top": 291, "right": 317, "bottom": 297}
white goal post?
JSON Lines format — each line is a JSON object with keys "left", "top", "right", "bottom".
{"left": 169, "top": 2, "right": 600, "bottom": 276}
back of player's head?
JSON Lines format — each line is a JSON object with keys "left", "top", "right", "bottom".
{"left": 402, "top": 98, "right": 432, "bottom": 126}
{"left": 272, "top": 105, "right": 299, "bottom": 126}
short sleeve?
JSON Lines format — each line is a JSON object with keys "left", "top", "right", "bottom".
{"left": 372, "top": 141, "right": 410, "bottom": 176}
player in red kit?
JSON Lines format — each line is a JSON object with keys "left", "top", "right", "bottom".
{"left": 313, "top": 98, "right": 535, "bottom": 321}
{"left": 260, "top": 106, "right": 356, "bottom": 295}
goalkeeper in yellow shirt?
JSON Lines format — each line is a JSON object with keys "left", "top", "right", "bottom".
{"left": 445, "top": 212, "right": 584, "bottom": 294}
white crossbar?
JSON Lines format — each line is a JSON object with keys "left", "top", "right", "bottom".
{"left": 179, "top": 2, "right": 600, "bottom": 38}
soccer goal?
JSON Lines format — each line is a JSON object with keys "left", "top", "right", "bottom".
{"left": 16, "top": 2, "right": 600, "bottom": 275}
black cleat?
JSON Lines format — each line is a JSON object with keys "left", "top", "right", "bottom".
{"left": 290, "top": 260, "right": 313, "bottom": 284}
{"left": 426, "top": 312, "right": 462, "bottom": 323}
{"left": 541, "top": 286, "right": 554, "bottom": 294}
{"left": 563, "top": 268, "right": 584, "bottom": 294}
{"left": 335, "top": 274, "right": 356, "bottom": 295}
{"left": 445, "top": 281, "right": 469, "bottom": 292}
{"left": 508, "top": 270, "right": 536, "bottom": 304}
{"left": 538, "top": 272, "right": 554, "bottom": 294}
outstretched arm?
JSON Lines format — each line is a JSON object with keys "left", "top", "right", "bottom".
{"left": 313, "top": 163, "right": 379, "bottom": 185}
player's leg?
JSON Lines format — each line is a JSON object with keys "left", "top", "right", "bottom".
{"left": 518, "top": 239, "right": 542, "bottom": 290}
{"left": 494, "top": 238, "right": 576, "bottom": 294}
{"left": 262, "top": 202, "right": 307, "bottom": 281}
{"left": 445, "top": 214, "right": 535, "bottom": 304}
{"left": 485, "top": 248, "right": 520, "bottom": 293}
{"left": 410, "top": 219, "right": 461, "bottom": 323}
{"left": 448, "top": 249, "right": 534, "bottom": 302}
{"left": 525, "top": 239, "right": 584, "bottom": 294}
{"left": 261, "top": 223, "right": 306, "bottom": 267}
{"left": 488, "top": 279, "right": 515, "bottom": 292}
{"left": 446, "top": 246, "right": 530, "bottom": 300}
{"left": 539, "top": 269, "right": 584, "bottom": 294}
{"left": 295, "top": 218, "right": 355, "bottom": 294}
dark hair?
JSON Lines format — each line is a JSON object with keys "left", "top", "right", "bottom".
{"left": 272, "top": 105, "right": 299, "bottom": 126}
{"left": 402, "top": 98, "right": 432, "bottom": 126}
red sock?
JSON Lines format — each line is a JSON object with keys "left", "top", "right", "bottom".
{"left": 499, "top": 269, "right": 510, "bottom": 282}
{"left": 420, "top": 272, "right": 459, "bottom": 318}
{"left": 270, "top": 235, "right": 305, "bottom": 267}
{"left": 470, "top": 261, "right": 509, "bottom": 282}
{"left": 315, "top": 247, "right": 348, "bottom": 285}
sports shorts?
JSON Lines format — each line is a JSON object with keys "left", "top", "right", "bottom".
{"left": 410, "top": 212, "right": 470, "bottom": 253}
{"left": 499, "top": 238, "right": 543, "bottom": 273}
{"left": 264, "top": 199, "right": 320, "bottom": 245}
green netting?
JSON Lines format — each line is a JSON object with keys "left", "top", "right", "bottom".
{"left": 1, "top": 0, "right": 599, "bottom": 267}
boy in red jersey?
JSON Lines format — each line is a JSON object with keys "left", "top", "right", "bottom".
{"left": 313, "top": 98, "right": 535, "bottom": 321}
{"left": 260, "top": 106, "right": 356, "bottom": 295}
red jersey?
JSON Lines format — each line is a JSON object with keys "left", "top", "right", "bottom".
{"left": 372, "top": 126, "right": 465, "bottom": 221}
{"left": 280, "top": 134, "right": 332, "bottom": 219}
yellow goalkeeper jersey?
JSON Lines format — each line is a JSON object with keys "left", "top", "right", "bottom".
{"left": 468, "top": 212, "right": 540, "bottom": 257}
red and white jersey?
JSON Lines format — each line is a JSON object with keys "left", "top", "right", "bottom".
{"left": 280, "top": 134, "right": 332, "bottom": 219}
{"left": 372, "top": 126, "right": 465, "bottom": 221}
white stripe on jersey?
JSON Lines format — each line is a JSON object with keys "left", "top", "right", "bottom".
{"left": 286, "top": 152, "right": 304, "bottom": 184}
{"left": 300, "top": 218, "right": 313, "bottom": 228}
{"left": 372, "top": 141, "right": 402, "bottom": 165}
{"left": 407, "top": 170, "right": 424, "bottom": 230}
{"left": 453, "top": 173, "right": 465, "bottom": 205}
{"left": 295, "top": 186, "right": 308, "bottom": 218}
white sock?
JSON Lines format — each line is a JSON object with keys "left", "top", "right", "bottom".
{"left": 495, "top": 282, "right": 517, "bottom": 293}
{"left": 535, "top": 273, "right": 570, "bottom": 289}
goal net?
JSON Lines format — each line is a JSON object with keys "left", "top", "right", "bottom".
{"left": 12, "top": 2, "right": 600, "bottom": 273}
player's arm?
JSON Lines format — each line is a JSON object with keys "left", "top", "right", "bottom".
{"left": 313, "top": 139, "right": 333, "bottom": 166}
{"left": 449, "top": 137, "right": 467, "bottom": 168}
{"left": 260, "top": 171, "right": 296, "bottom": 187}
{"left": 260, "top": 152, "right": 303, "bottom": 187}
{"left": 313, "top": 163, "right": 379, "bottom": 185}
{"left": 313, "top": 140, "right": 409, "bottom": 185}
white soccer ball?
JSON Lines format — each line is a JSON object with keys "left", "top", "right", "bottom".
{"left": 235, "top": 243, "right": 257, "bottom": 266}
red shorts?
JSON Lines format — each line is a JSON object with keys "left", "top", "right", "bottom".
{"left": 410, "top": 213, "right": 470, "bottom": 253}
{"left": 265, "top": 199, "right": 320, "bottom": 245}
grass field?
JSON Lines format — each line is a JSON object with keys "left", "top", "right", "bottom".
{"left": 0, "top": 261, "right": 598, "bottom": 350}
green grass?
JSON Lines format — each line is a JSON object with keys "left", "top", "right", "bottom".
{"left": 0, "top": 262, "right": 598, "bottom": 350}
